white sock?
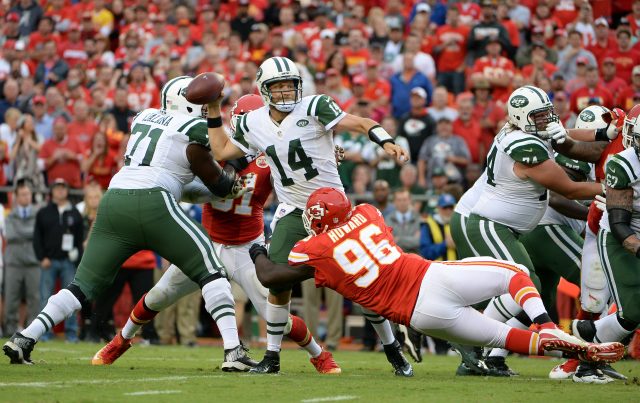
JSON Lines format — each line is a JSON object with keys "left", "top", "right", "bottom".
{"left": 488, "top": 317, "right": 529, "bottom": 358}
{"left": 484, "top": 295, "right": 523, "bottom": 323}
{"left": 202, "top": 279, "right": 239, "bottom": 350}
{"left": 594, "top": 313, "right": 635, "bottom": 343}
{"left": 363, "top": 310, "right": 395, "bottom": 345}
{"left": 266, "top": 301, "right": 290, "bottom": 352}
{"left": 306, "top": 339, "right": 323, "bottom": 358}
{"left": 22, "top": 289, "right": 81, "bottom": 341}
{"left": 522, "top": 297, "right": 547, "bottom": 322}
{"left": 121, "top": 319, "right": 140, "bottom": 340}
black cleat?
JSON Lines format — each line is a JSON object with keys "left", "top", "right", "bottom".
{"left": 571, "top": 320, "right": 596, "bottom": 342}
{"left": 451, "top": 344, "right": 489, "bottom": 376}
{"left": 222, "top": 343, "right": 258, "bottom": 372}
{"left": 3, "top": 332, "right": 36, "bottom": 365}
{"left": 397, "top": 325, "right": 423, "bottom": 363}
{"left": 598, "top": 362, "right": 627, "bottom": 380}
{"left": 383, "top": 340, "right": 414, "bottom": 377}
{"left": 249, "top": 350, "right": 280, "bottom": 374}
{"left": 485, "top": 356, "right": 517, "bottom": 377}
{"left": 572, "top": 361, "right": 614, "bottom": 384}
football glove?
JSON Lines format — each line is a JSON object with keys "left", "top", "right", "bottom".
{"left": 249, "top": 243, "right": 268, "bottom": 264}
{"left": 595, "top": 194, "right": 606, "bottom": 212}
{"left": 546, "top": 121, "right": 567, "bottom": 144}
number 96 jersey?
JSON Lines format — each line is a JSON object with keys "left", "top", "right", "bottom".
{"left": 230, "top": 95, "right": 345, "bottom": 210}
{"left": 288, "top": 204, "right": 430, "bottom": 326}
{"left": 110, "top": 108, "right": 209, "bottom": 200}
{"left": 202, "top": 155, "right": 272, "bottom": 245}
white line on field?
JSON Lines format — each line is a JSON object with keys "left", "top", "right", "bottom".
{"left": 124, "top": 390, "right": 182, "bottom": 396}
{"left": 301, "top": 396, "right": 358, "bottom": 403}
{"left": 0, "top": 375, "right": 221, "bottom": 388}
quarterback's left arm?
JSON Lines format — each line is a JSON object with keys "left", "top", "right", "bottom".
{"left": 334, "top": 114, "right": 410, "bottom": 164}
{"left": 250, "top": 244, "right": 315, "bottom": 288}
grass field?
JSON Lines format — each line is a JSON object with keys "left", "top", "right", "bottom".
{"left": 0, "top": 340, "right": 639, "bottom": 402}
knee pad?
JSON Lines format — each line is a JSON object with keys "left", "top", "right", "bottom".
{"left": 66, "top": 284, "right": 87, "bottom": 305}
{"left": 145, "top": 284, "right": 176, "bottom": 312}
{"left": 201, "top": 278, "right": 235, "bottom": 320}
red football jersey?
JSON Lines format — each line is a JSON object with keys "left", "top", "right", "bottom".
{"left": 587, "top": 136, "right": 625, "bottom": 234}
{"left": 288, "top": 204, "right": 430, "bottom": 326}
{"left": 203, "top": 155, "right": 272, "bottom": 245}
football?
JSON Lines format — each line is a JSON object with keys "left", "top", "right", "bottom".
{"left": 185, "top": 72, "right": 226, "bottom": 105}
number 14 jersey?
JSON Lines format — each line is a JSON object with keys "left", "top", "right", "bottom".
{"left": 231, "top": 95, "right": 345, "bottom": 210}
{"left": 288, "top": 204, "right": 430, "bottom": 325}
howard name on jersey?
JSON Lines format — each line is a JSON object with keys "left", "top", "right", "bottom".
{"left": 231, "top": 94, "right": 345, "bottom": 210}
{"left": 288, "top": 204, "right": 430, "bottom": 326}
{"left": 471, "top": 127, "right": 553, "bottom": 233}
{"left": 110, "top": 108, "right": 209, "bottom": 201}
{"left": 203, "top": 154, "right": 272, "bottom": 245}
{"left": 601, "top": 147, "right": 640, "bottom": 234}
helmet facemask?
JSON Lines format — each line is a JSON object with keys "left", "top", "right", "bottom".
{"left": 525, "top": 106, "right": 559, "bottom": 139}
{"left": 262, "top": 78, "right": 302, "bottom": 113}
{"left": 623, "top": 117, "right": 637, "bottom": 149}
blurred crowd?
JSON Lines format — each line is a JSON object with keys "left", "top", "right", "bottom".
{"left": 1, "top": 0, "right": 638, "bottom": 348}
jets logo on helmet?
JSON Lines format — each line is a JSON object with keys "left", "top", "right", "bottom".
{"left": 574, "top": 105, "right": 610, "bottom": 130}
{"left": 579, "top": 109, "right": 596, "bottom": 122}
{"left": 161, "top": 76, "right": 207, "bottom": 118}
{"left": 507, "top": 86, "right": 558, "bottom": 139}
{"left": 256, "top": 56, "right": 303, "bottom": 113}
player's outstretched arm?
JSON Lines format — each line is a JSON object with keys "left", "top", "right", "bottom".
{"left": 250, "top": 244, "right": 315, "bottom": 288}
{"left": 334, "top": 114, "right": 410, "bottom": 164}
{"left": 187, "top": 143, "right": 250, "bottom": 198}
{"left": 206, "top": 101, "right": 246, "bottom": 161}
{"left": 518, "top": 159, "right": 602, "bottom": 200}
{"left": 549, "top": 191, "right": 589, "bottom": 220}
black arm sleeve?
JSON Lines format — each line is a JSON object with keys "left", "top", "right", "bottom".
{"left": 608, "top": 208, "right": 635, "bottom": 244}
{"left": 225, "top": 157, "right": 249, "bottom": 172}
{"left": 208, "top": 169, "right": 235, "bottom": 198}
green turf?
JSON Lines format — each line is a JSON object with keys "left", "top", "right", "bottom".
{"left": 0, "top": 341, "right": 638, "bottom": 402}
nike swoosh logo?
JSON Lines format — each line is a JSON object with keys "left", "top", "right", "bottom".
{"left": 610, "top": 168, "right": 616, "bottom": 173}
{"left": 523, "top": 148, "right": 534, "bottom": 152}
{"left": 402, "top": 366, "right": 413, "bottom": 376}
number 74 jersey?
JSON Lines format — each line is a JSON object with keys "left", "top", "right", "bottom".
{"left": 231, "top": 95, "right": 345, "bottom": 210}
{"left": 288, "top": 204, "right": 430, "bottom": 326}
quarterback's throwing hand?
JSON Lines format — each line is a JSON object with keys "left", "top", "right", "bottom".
{"left": 383, "top": 143, "right": 410, "bottom": 164}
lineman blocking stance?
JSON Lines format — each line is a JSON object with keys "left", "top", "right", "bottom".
{"left": 92, "top": 95, "right": 341, "bottom": 374}
{"left": 3, "top": 77, "right": 255, "bottom": 370}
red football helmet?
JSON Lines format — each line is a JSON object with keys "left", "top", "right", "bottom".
{"left": 229, "top": 94, "right": 263, "bottom": 132}
{"left": 303, "top": 188, "right": 353, "bottom": 236}
{"left": 623, "top": 104, "right": 640, "bottom": 149}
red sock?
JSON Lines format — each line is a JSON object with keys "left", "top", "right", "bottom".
{"left": 130, "top": 293, "right": 159, "bottom": 326}
{"left": 508, "top": 272, "right": 541, "bottom": 307}
{"left": 505, "top": 328, "right": 541, "bottom": 356}
{"left": 286, "top": 315, "right": 312, "bottom": 347}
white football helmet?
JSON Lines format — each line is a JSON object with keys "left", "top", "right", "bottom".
{"left": 623, "top": 104, "right": 640, "bottom": 149}
{"left": 507, "top": 86, "right": 558, "bottom": 138}
{"left": 574, "top": 105, "right": 610, "bottom": 130}
{"left": 160, "top": 76, "right": 206, "bottom": 118}
{"left": 256, "top": 57, "right": 302, "bottom": 113}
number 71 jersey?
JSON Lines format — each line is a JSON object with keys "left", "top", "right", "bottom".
{"left": 288, "top": 204, "right": 431, "bottom": 326}
{"left": 231, "top": 95, "right": 345, "bottom": 210}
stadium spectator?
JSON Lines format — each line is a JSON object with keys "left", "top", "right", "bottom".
{"left": 3, "top": 12, "right": 22, "bottom": 42}
{"left": 569, "top": 66, "right": 614, "bottom": 113}
{"left": 587, "top": 18, "right": 617, "bottom": 62}
{"left": 383, "top": 19, "right": 404, "bottom": 64}
{"left": 467, "top": 0, "right": 512, "bottom": 62}
{"left": 420, "top": 193, "right": 457, "bottom": 261}
{"left": 3, "top": 179, "right": 39, "bottom": 337}
{"left": 385, "top": 189, "right": 421, "bottom": 254}
{"left": 350, "top": 164, "right": 373, "bottom": 201}
{"left": 453, "top": 96, "right": 483, "bottom": 163}
{"left": 11, "top": 0, "right": 44, "bottom": 37}
{"left": 67, "top": 100, "right": 98, "bottom": 151}
{"left": 372, "top": 179, "right": 394, "bottom": 218}
{"left": 469, "top": 79, "right": 504, "bottom": 152}
{"left": 417, "top": 117, "right": 470, "bottom": 187}
{"left": 433, "top": 6, "right": 469, "bottom": 95}
{"left": 530, "top": 2, "right": 561, "bottom": 46}
{"left": 39, "top": 117, "right": 83, "bottom": 189}
{"left": 553, "top": 91, "right": 577, "bottom": 129}
{"left": 0, "top": 79, "right": 21, "bottom": 123}
{"left": 31, "top": 95, "right": 53, "bottom": 141}
{"left": 35, "top": 41, "right": 69, "bottom": 87}
{"left": 521, "top": 43, "right": 558, "bottom": 82}
{"left": 600, "top": 57, "right": 629, "bottom": 99}
{"left": 629, "top": 0, "right": 640, "bottom": 37}
{"left": 557, "top": 30, "right": 596, "bottom": 81}
{"left": 455, "top": 0, "right": 481, "bottom": 26}
{"left": 391, "top": 34, "right": 436, "bottom": 83}
{"left": 335, "top": 126, "right": 372, "bottom": 192}
{"left": 367, "top": 116, "right": 409, "bottom": 189}
{"left": 11, "top": 113, "right": 44, "bottom": 193}
{"left": 397, "top": 87, "right": 436, "bottom": 163}
{"left": 28, "top": 16, "right": 59, "bottom": 54}
{"left": 497, "top": 1, "right": 520, "bottom": 49}
{"left": 617, "top": 65, "right": 640, "bottom": 110}
{"left": 422, "top": 166, "right": 450, "bottom": 215}
{"left": 565, "top": 56, "right": 589, "bottom": 94}
{"left": 362, "top": 60, "right": 391, "bottom": 112}
{"left": 506, "top": 0, "right": 531, "bottom": 32}
{"left": 471, "top": 37, "right": 515, "bottom": 102}
{"left": 342, "top": 29, "right": 370, "bottom": 76}
{"left": 427, "top": 86, "right": 458, "bottom": 123}
{"left": 108, "top": 87, "right": 136, "bottom": 134}
{"left": 33, "top": 178, "right": 83, "bottom": 342}
{"left": 231, "top": 0, "right": 257, "bottom": 42}
{"left": 324, "top": 68, "right": 352, "bottom": 110}
{"left": 606, "top": 26, "right": 640, "bottom": 83}
{"left": 81, "top": 131, "right": 117, "bottom": 190}
{"left": 390, "top": 52, "right": 433, "bottom": 119}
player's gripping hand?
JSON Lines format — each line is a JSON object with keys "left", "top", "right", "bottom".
{"left": 595, "top": 194, "right": 606, "bottom": 212}
{"left": 228, "top": 173, "right": 255, "bottom": 199}
{"left": 334, "top": 145, "right": 345, "bottom": 166}
{"left": 546, "top": 121, "right": 567, "bottom": 144}
{"left": 600, "top": 107, "right": 626, "bottom": 140}
{"left": 249, "top": 243, "right": 268, "bottom": 264}
{"left": 383, "top": 142, "right": 410, "bottom": 164}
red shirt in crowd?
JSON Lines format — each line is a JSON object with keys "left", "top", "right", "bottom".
{"left": 68, "top": 119, "right": 99, "bottom": 151}
{"left": 605, "top": 47, "right": 640, "bottom": 83}
{"left": 472, "top": 56, "right": 515, "bottom": 102}
{"left": 601, "top": 77, "right": 629, "bottom": 102}
{"left": 520, "top": 62, "right": 558, "bottom": 80}
{"left": 434, "top": 24, "right": 469, "bottom": 72}
{"left": 122, "top": 251, "right": 157, "bottom": 270}
{"left": 570, "top": 85, "right": 614, "bottom": 113}
{"left": 84, "top": 149, "right": 117, "bottom": 190}
{"left": 616, "top": 86, "right": 640, "bottom": 110}
{"left": 39, "top": 136, "right": 84, "bottom": 189}
{"left": 587, "top": 36, "right": 618, "bottom": 62}
{"left": 452, "top": 117, "right": 483, "bottom": 163}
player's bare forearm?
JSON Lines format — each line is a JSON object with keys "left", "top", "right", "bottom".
{"left": 334, "top": 113, "right": 377, "bottom": 134}
{"left": 253, "top": 255, "right": 315, "bottom": 288}
{"left": 206, "top": 103, "right": 244, "bottom": 160}
{"left": 552, "top": 136, "right": 606, "bottom": 163}
{"left": 549, "top": 191, "right": 588, "bottom": 220}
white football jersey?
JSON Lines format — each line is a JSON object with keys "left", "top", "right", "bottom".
{"left": 471, "top": 127, "right": 553, "bottom": 234}
{"left": 230, "top": 94, "right": 346, "bottom": 209}
{"left": 601, "top": 147, "right": 640, "bottom": 234}
{"left": 109, "top": 108, "right": 209, "bottom": 200}
{"left": 538, "top": 206, "right": 586, "bottom": 234}
{"left": 455, "top": 171, "right": 487, "bottom": 217}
